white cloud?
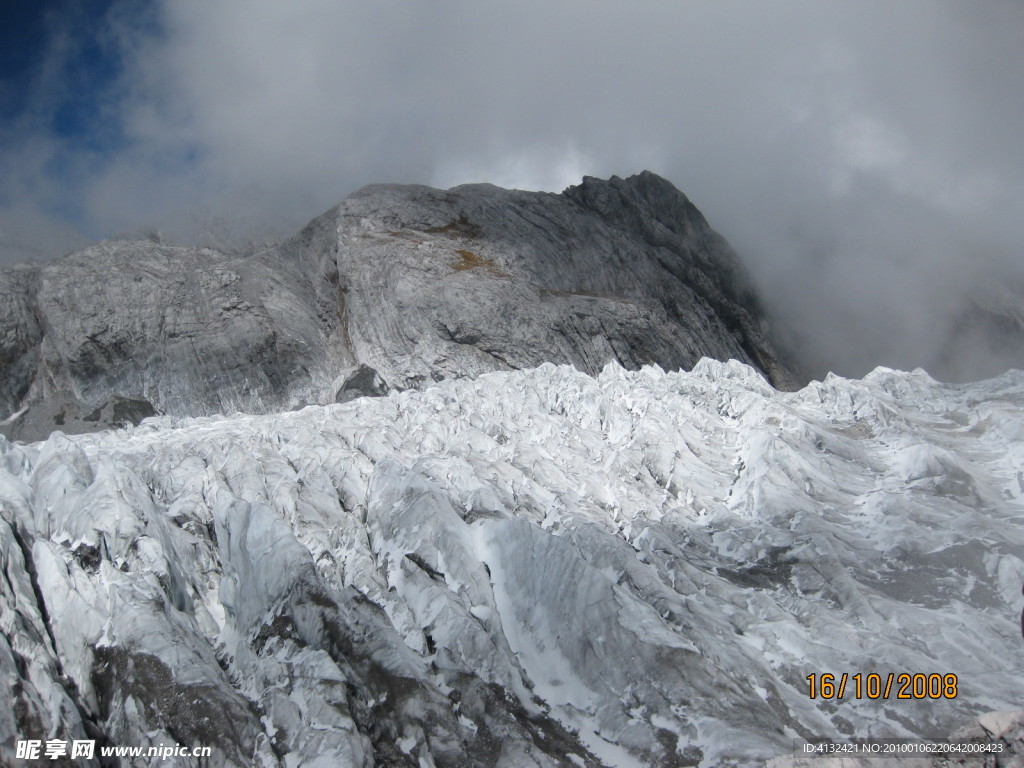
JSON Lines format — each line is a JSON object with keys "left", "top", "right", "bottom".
{"left": 432, "top": 143, "right": 594, "bottom": 193}
{"left": 2, "top": 0, "right": 1023, "bottom": 380}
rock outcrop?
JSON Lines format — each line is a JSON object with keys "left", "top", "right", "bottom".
{"left": 1, "top": 172, "right": 795, "bottom": 442}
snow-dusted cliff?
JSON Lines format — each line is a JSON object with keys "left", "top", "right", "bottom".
{"left": 3, "top": 360, "right": 1022, "bottom": 766}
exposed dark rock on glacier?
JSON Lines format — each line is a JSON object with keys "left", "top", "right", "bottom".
{"left": 0, "top": 172, "right": 795, "bottom": 442}
{"left": 1, "top": 394, "right": 158, "bottom": 442}
{"left": 336, "top": 364, "right": 389, "bottom": 403}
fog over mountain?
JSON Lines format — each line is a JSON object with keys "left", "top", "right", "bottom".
{"left": 2, "top": 1, "right": 1023, "bottom": 382}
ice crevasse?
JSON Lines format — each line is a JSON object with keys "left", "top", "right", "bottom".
{"left": 2, "top": 359, "right": 1023, "bottom": 767}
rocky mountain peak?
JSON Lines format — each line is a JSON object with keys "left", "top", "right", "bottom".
{"left": 1, "top": 172, "right": 796, "bottom": 441}
{"left": 566, "top": 171, "right": 708, "bottom": 236}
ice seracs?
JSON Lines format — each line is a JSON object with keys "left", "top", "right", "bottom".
{"left": 2, "top": 360, "right": 1023, "bottom": 766}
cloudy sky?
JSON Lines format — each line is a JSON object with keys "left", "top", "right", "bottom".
{"left": 1, "top": 0, "right": 1022, "bottom": 381}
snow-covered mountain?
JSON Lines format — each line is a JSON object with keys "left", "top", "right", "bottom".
{"left": 0, "top": 172, "right": 795, "bottom": 443}
{"left": 3, "top": 360, "right": 1023, "bottom": 766}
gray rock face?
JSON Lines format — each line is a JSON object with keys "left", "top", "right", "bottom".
{"left": 337, "top": 173, "right": 794, "bottom": 391}
{"left": 0, "top": 237, "right": 343, "bottom": 441}
{"left": 0, "top": 394, "right": 158, "bottom": 443}
{"left": 1, "top": 172, "right": 795, "bottom": 441}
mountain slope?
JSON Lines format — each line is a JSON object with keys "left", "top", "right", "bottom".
{"left": 0, "top": 172, "right": 795, "bottom": 441}
{"left": 2, "top": 361, "right": 1022, "bottom": 766}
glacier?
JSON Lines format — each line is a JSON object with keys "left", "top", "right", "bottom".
{"left": 2, "top": 359, "right": 1023, "bottom": 766}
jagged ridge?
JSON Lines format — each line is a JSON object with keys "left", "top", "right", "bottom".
{"left": 0, "top": 172, "right": 795, "bottom": 441}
